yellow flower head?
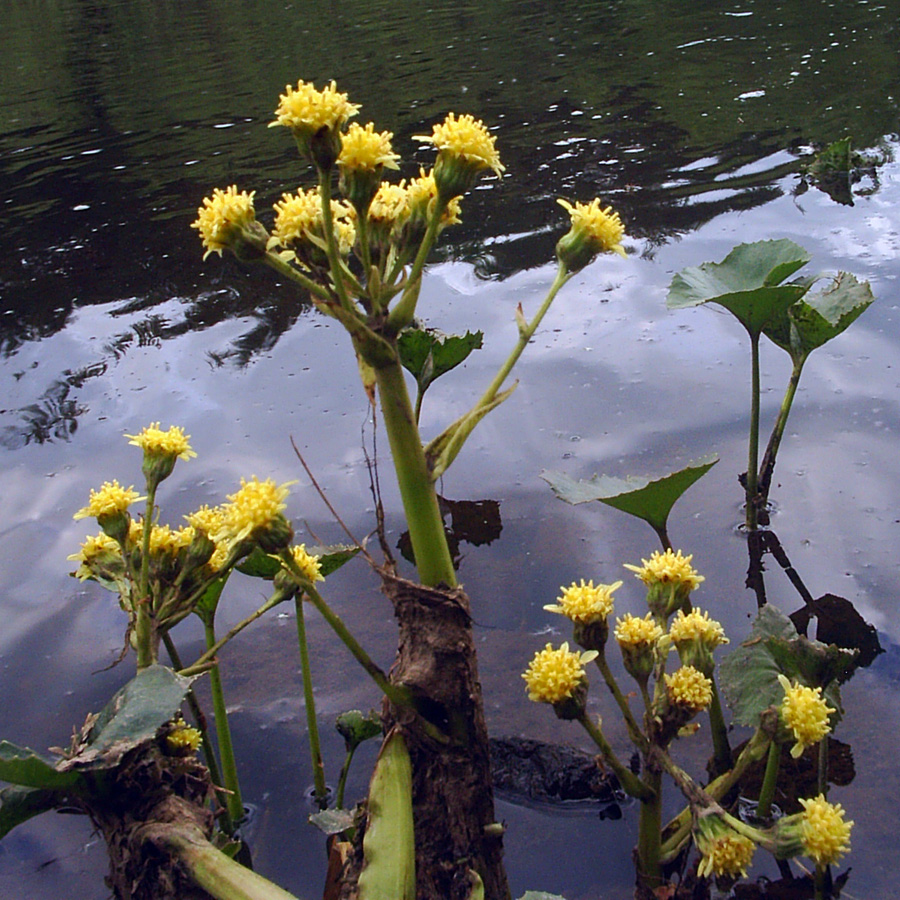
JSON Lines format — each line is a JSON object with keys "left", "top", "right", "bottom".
{"left": 368, "top": 181, "right": 411, "bottom": 227}
{"left": 73, "top": 480, "right": 143, "bottom": 521}
{"left": 125, "top": 423, "right": 196, "bottom": 462}
{"left": 557, "top": 198, "right": 626, "bottom": 258}
{"left": 285, "top": 543, "right": 324, "bottom": 584}
{"left": 407, "top": 168, "right": 462, "bottom": 226}
{"left": 192, "top": 185, "right": 266, "bottom": 261}
{"left": 798, "top": 795, "right": 853, "bottom": 866}
{"left": 68, "top": 532, "right": 121, "bottom": 580}
{"left": 185, "top": 504, "right": 227, "bottom": 537}
{"left": 271, "top": 79, "right": 359, "bottom": 137}
{"left": 415, "top": 113, "right": 503, "bottom": 199}
{"left": 416, "top": 112, "right": 504, "bottom": 176}
{"left": 545, "top": 579, "right": 621, "bottom": 625}
{"left": 614, "top": 612, "right": 664, "bottom": 648}
{"left": 624, "top": 549, "right": 704, "bottom": 591}
{"left": 166, "top": 717, "right": 203, "bottom": 755}
{"left": 215, "top": 476, "right": 294, "bottom": 550}
{"left": 777, "top": 674, "right": 835, "bottom": 758}
{"left": 669, "top": 609, "right": 728, "bottom": 648}
{"left": 339, "top": 122, "right": 400, "bottom": 171}
{"left": 272, "top": 189, "right": 356, "bottom": 258}
{"left": 665, "top": 665, "right": 713, "bottom": 712}
{"left": 522, "top": 642, "right": 597, "bottom": 704}
{"left": 696, "top": 816, "right": 756, "bottom": 880}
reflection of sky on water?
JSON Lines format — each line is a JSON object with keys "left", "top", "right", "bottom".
{"left": 3, "top": 0, "right": 900, "bottom": 895}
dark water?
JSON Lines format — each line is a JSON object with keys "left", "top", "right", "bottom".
{"left": 2, "top": 1, "right": 900, "bottom": 897}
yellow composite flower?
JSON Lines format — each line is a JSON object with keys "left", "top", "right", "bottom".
{"left": 125, "top": 422, "right": 196, "bottom": 462}
{"left": 191, "top": 185, "right": 258, "bottom": 260}
{"left": 338, "top": 122, "right": 400, "bottom": 171}
{"left": 797, "top": 794, "right": 853, "bottom": 866}
{"left": 777, "top": 674, "right": 835, "bottom": 758}
{"left": 624, "top": 549, "right": 704, "bottom": 592}
{"left": 522, "top": 642, "right": 598, "bottom": 704}
{"left": 694, "top": 814, "right": 756, "bottom": 878}
{"left": 367, "top": 181, "right": 412, "bottom": 227}
{"left": 68, "top": 532, "right": 121, "bottom": 580}
{"left": 614, "top": 611, "right": 664, "bottom": 648}
{"left": 415, "top": 112, "right": 504, "bottom": 177}
{"left": 544, "top": 579, "right": 621, "bottom": 625}
{"left": 284, "top": 543, "right": 324, "bottom": 584}
{"left": 555, "top": 195, "right": 626, "bottom": 274}
{"left": 407, "top": 168, "right": 462, "bottom": 225}
{"left": 185, "top": 504, "right": 227, "bottom": 536}
{"left": 669, "top": 609, "right": 728, "bottom": 647}
{"left": 270, "top": 79, "right": 360, "bottom": 137}
{"left": 665, "top": 665, "right": 713, "bottom": 712}
{"left": 272, "top": 189, "right": 356, "bottom": 256}
{"left": 215, "top": 476, "right": 294, "bottom": 546}
{"left": 73, "top": 480, "right": 143, "bottom": 521}
{"left": 697, "top": 827, "right": 756, "bottom": 879}
{"left": 166, "top": 717, "right": 203, "bottom": 755}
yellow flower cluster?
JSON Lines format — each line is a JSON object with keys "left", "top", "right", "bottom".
{"left": 697, "top": 831, "right": 756, "bottom": 880}
{"left": 68, "top": 533, "right": 121, "bottom": 580}
{"left": 777, "top": 674, "right": 835, "bottom": 757}
{"left": 368, "top": 181, "right": 412, "bottom": 226}
{"left": 665, "top": 665, "right": 713, "bottom": 711}
{"left": 416, "top": 112, "right": 504, "bottom": 177}
{"left": 286, "top": 543, "right": 324, "bottom": 584}
{"left": 557, "top": 198, "right": 626, "bottom": 258}
{"left": 407, "top": 168, "right": 462, "bottom": 225}
{"left": 271, "top": 79, "right": 360, "bottom": 136}
{"left": 798, "top": 795, "right": 853, "bottom": 865}
{"left": 73, "top": 480, "right": 143, "bottom": 521}
{"left": 544, "top": 579, "right": 621, "bottom": 624}
{"left": 624, "top": 549, "right": 704, "bottom": 592}
{"left": 191, "top": 185, "right": 257, "bottom": 260}
{"left": 614, "top": 612, "right": 663, "bottom": 648}
{"left": 166, "top": 717, "right": 203, "bottom": 755}
{"left": 215, "top": 476, "right": 293, "bottom": 546}
{"left": 338, "top": 122, "right": 400, "bottom": 171}
{"left": 125, "top": 423, "right": 196, "bottom": 462}
{"left": 272, "top": 189, "right": 356, "bottom": 255}
{"left": 522, "top": 642, "right": 597, "bottom": 704}
{"left": 669, "top": 609, "right": 728, "bottom": 648}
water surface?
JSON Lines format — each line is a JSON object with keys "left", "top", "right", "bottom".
{"left": 2, "top": 1, "right": 900, "bottom": 897}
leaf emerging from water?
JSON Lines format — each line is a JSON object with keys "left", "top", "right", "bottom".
{"left": 667, "top": 239, "right": 812, "bottom": 336}
{"left": 541, "top": 454, "right": 718, "bottom": 534}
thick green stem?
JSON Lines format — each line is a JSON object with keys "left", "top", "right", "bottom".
{"left": 745, "top": 331, "right": 762, "bottom": 531}
{"left": 708, "top": 678, "right": 733, "bottom": 777}
{"left": 577, "top": 713, "right": 654, "bottom": 802}
{"left": 294, "top": 595, "right": 328, "bottom": 808}
{"left": 203, "top": 617, "right": 245, "bottom": 826}
{"left": 757, "top": 739, "right": 781, "bottom": 818}
{"left": 373, "top": 359, "right": 457, "bottom": 587}
{"left": 149, "top": 823, "right": 301, "bottom": 900}
{"left": 637, "top": 767, "right": 663, "bottom": 889}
